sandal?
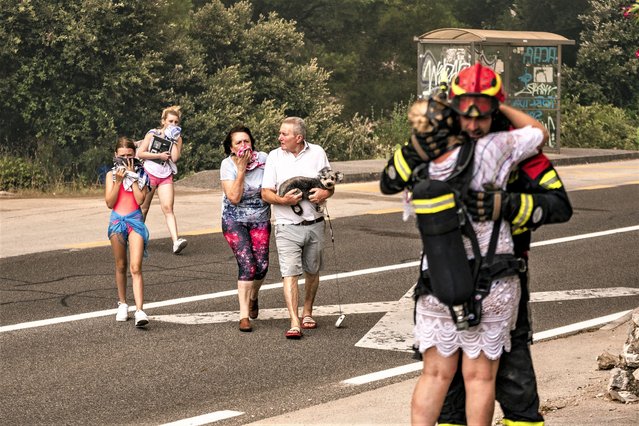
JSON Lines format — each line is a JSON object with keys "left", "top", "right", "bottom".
{"left": 285, "top": 326, "right": 303, "bottom": 339}
{"left": 301, "top": 316, "right": 317, "bottom": 329}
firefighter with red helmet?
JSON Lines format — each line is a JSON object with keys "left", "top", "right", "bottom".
{"left": 381, "top": 62, "right": 572, "bottom": 426}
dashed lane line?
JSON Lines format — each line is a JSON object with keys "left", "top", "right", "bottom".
{"left": 160, "top": 410, "right": 243, "bottom": 426}
{"left": 531, "top": 225, "right": 639, "bottom": 247}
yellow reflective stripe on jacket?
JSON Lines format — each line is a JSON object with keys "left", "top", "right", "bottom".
{"left": 512, "top": 226, "right": 529, "bottom": 236}
{"left": 412, "top": 193, "right": 455, "bottom": 214}
{"left": 539, "top": 169, "right": 562, "bottom": 189}
{"left": 393, "top": 148, "right": 412, "bottom": 182}
{"left": 502, "top": 419, "right": 544, "bottom": 426}
{"left": 512, "top": 193, "right": 533, "bottom": 228}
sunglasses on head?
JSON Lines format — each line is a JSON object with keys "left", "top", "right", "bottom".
{"left": 451, "top": 95, "right": 499, "bottom": 118}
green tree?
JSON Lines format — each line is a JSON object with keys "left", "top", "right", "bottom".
{"left": 564, "top": 0, "right": 639, "bottom": 111}
{"left": 0, "top": 0, "right": 185, "bottom": 181}
{"left": 229, "top": 0, "right": 459, "bottom": 118}
{"left": 496, "top": 0, "right": 590, "bottom": 65}
{"left": 447, "top": 0, "right": 513, "bottom": 29}
{"left": 1, "top": 0, "right": 374, "bottom": 188}
{"left": 185, "top": 1, "right": 362, "bottom": 167}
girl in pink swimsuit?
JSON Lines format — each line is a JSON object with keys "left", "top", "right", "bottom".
{"left": 105, "top": 137, "right": 150, "bottom": 327}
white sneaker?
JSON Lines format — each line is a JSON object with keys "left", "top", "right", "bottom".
{"left": 116, "top": 302, "right": 129, "bottom": 322}
{"left": 134, "top": 310, "right": 149, "bottom": 327}
{"left": 173, "top": 238, "right": 188, "bottom": 254}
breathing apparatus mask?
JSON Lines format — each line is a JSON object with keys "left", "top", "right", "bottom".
{"left": 409, "top": 88, "right": 466, "bottom": 162}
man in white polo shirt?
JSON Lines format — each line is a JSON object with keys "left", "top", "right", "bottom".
{"left": 261, "top": 117, "right": 335, "bottom": 339}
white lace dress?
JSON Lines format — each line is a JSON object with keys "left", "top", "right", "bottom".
{"left": 414, "top": 126, "right": 543, "bottom": 360}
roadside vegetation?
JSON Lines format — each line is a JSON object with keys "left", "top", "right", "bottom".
{"left": 0, "top": 0, "right": 637, "bottom": 193}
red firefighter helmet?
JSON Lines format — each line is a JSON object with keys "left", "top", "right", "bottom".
{"left": 449, "top": 63, "right": 505, "bottom": 117}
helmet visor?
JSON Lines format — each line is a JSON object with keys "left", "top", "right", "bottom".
{"left": 451, "top": 95, "right": 498, "bottom": 118}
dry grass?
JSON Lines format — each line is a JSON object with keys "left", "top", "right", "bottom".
{"left": 1, "top": 183, "right": 104, "bottom": 199}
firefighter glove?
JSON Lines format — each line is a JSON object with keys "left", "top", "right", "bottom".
{"left": 465, "top": 188, "right": 520, "bottom": 222}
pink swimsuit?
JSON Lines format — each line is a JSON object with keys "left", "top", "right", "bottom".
{"left": 113, "top": 185, "right": 139, "bottom": 215}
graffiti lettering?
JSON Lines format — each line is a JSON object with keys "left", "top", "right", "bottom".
{"left": 525, "top": 110, "right": 557, "bottom": 147}
{"left": 528, "top": 110, "right": 543, "bottom": 119}
{"left": 531, "top": 98, "right": 556, "bottom": 108}
{"left": 419, "top": 48, "right": 472, "bottom": 96}
{"left": 518, "top": 71, "right": 533, "bottom": 86}
{"left": 510, "top": 98, "right": 557, "bottom": 109}
{"left": 522, "top": 46, "right": 557, "bottom": 64}
{"left": 545, "top": 115, "right": 557, "bottom": 147}
{"left": 514, "top": 82, "right": 557, "bottom": 97}
{"left": 475, "top": 53, "right": 499, "bottom": 70}
{"left": 419, "top": 48, "right": 502, "bottom": 97}
{"left": 511, "top": 99, "right": 528, "bottom": 109}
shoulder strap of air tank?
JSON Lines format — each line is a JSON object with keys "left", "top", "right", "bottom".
{"left": 445, "top": 140, "right": 504, "bottom": 289}
{"left": 445, "top": 139, "right": 475, "bottom": 190}
{"left": 446, "top": 140, "right": 484, "bottom": 282}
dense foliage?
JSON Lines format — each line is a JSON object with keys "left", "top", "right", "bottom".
{"left": 238, "top": 0, "right": 592, "bottom": 117}
{"left": 561, "top": 102, "right": 638, "bottom": 150}
{"left": 0, "top": 0, "right": 182, "bottom": 184}
{"left": 0, "top": 0, "right": 637, "bottom": 191}
{"left": 560, "top": 0, "right": 639, "bottom": 149}
{"left": 564, "top": 0, "right": 639, "bottom": 111}
{"left": 236, "top": 0, "right": 457, "bottom": 118}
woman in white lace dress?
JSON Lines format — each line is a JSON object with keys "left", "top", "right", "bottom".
{"left": 410, "top": 64, "right": 549, "bottom": 426}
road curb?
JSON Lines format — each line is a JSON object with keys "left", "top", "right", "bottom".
{"left": 343, "top": 152, "right": 639, "bottom": 184}
{"left": 175, "top": 151, "right": 639, "bottom": 191}
{"left": 550, "top": 151, "right": 639, "bottom": 166}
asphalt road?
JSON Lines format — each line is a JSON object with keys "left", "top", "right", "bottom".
{"left": 1, "top": 169, "right": 638, "bottom": 424}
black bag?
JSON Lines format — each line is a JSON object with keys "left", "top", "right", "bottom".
{"left": 149, "top": 134, "right": 174, "bottom": 165}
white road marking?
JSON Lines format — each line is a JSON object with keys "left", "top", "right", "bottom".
{"left": 530, "top": 225, "right": 639, "bottom": 247}
{"left": 352, "top": 287, "right": 639, "bottom": 353}
{"left": 1, "top": 225, "right": 636, "bottom": 333}
{"left": 532, "top": 310, "right": 632, "bottom": 342}
{"left": 150, "top": 303, "right": 391, "bottom": 325}
{"left": 160, "top": 410, "right": 243, "bottom": 425}
{"left": 0, "top": 267, "right": 415, "bottom": 333}
{"left": 353, "top": 288, "right": 415, "bottom": 352}
{"left": 148, "top": 286, "right": 639, "bottom": 354}
{"left": 341, "top": 309, "right": 633, "bottom": 386}
{"left": 145, "top": 286, "right": 638, "bottom": 355}
{"left": 4, "top": 232, "right": 637, "bottom": 426}
{"left": 531, "top": 287, "right": 639, "bottom": 302}
{"left": 342, "top": 362, "right": 423, "bottom": 385}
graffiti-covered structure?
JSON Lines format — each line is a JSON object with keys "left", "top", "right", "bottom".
{"left": 415, "top": 28, "right": 575, "bottom": 149}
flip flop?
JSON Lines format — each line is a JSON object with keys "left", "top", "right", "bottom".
{"left": 301, "top": 316, "right": 317, "bottom": 329}
{"left": 285, "top": 326, "right": 303, "bottom": 339}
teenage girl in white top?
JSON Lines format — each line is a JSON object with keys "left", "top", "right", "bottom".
{"left": 136, "top": 105, "right": 188, "bottom": 254}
